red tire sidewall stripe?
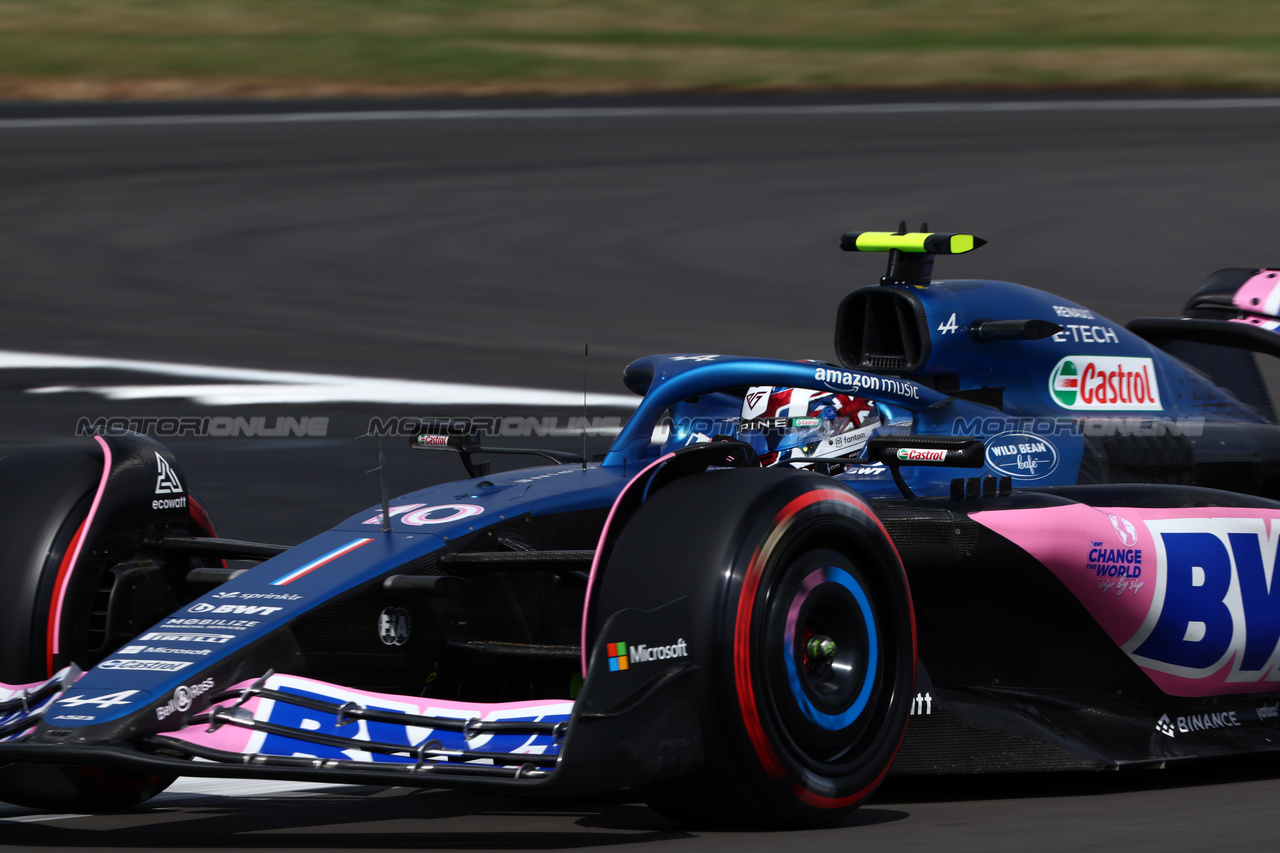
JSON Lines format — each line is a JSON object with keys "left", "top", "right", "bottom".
{"left": 47, "top": 435, "right": 114, "bottom": 672}
{"left": 187, "top": 494, "right": 226, "bottom": 569}
{"left": 187, "top": 494, "right": 218, "bottom": 537}
{"left": 45, "top": 519, "right": 87, "bottom": 676}
{"left": 734, "top": 540, "right": 787, "bottom": 779}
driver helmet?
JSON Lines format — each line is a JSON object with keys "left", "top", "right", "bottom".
{"left": 738, "top": 386, "right": 879, "bottom": 469}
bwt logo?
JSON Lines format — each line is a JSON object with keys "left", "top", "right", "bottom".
{"left": 1124, "top": 518, "right": 1280, "bottom": 682}
{"left": 187, "top": 603, "right": 283, "bottom": 616}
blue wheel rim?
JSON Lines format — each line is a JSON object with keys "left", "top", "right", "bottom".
{"left": 782, "top": 566, "right": 878, "bottom": 731}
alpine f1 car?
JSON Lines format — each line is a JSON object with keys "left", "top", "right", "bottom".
{"left": 4, "top": 228, "right": 1280, "bottom": 828}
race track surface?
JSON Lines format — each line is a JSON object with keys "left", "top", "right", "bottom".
{"left": 1, "top": 94, "right": 1279, "bottom": 850}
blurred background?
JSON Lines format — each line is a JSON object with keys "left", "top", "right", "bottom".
{"left": 1, "top": 0, "right": 1277, "bottom": 526}
{"left": 1, "top": 0, "right": 1277, "bottom": 386}
{"left": 2, "top": 0, "right": 1280, "bottom": 98}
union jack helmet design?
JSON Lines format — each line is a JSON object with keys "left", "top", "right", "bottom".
{"left": 738, "top": 386, "right": 880, "bottom": 469}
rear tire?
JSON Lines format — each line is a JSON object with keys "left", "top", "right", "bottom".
{"left": 597, "top": 467, "right": 915, "bottom": 828}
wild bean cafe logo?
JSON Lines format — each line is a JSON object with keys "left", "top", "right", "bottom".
{"left": 984, "top": 432, "right": 1059, "bottom": 480}
{"left": 1049, "top": 357, "right": 1162, "bottom": 411}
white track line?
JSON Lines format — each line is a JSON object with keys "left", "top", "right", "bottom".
{"left": 0, "top": 349, "right": 638, "bottom": 408}
{"left": 0, "top": 97, "right": 1279, "bottom": 130}
{"left": 162, "top": 777, "right": 349, "bottom": 799}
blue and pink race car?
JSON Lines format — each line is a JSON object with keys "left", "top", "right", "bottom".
{"left": 3, "top": 228, "right": 1280, "bottom": 828}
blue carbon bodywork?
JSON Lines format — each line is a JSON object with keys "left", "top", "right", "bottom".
{"left": 44, "top": 465, "right": 630, "bottom": 732}
{"left": 39, "top": 275, "right": 1268, "bottom": 735}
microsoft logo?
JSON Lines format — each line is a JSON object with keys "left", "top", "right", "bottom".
{"left": 606, "top": 638, "right": 689, "bottom": 672}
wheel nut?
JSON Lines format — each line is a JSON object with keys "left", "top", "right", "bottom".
{"left": 805, "top": 635, "right": 836, "bottom": 661}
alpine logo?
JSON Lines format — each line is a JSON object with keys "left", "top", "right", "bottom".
{"left": 1049, "top": 356, "right": 1162, "bottom": 411}
{"left": 57, "top": 689, "right": 140, "bottom": 710}
{"left": 154, "top": 452, "right": 183, "bottom": 494}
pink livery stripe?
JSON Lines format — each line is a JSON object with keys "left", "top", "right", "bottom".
{"left": 270, "top": 538, "right": 373, "bottom": 586}
{"left": 49, "top": 435, "right": 114, "bottom": 669}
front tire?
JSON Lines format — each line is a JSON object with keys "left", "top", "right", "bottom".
{"left": 0, "top": 443, "right": 201, "bottom": 811}
{"left": 597, "top": 467, "right": 915, "bottom": 828}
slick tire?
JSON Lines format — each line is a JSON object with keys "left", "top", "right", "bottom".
{"left": 0, "top": 447, "right": 181, "bottom": 811}
{"left": 598, "top": 467, "right": 915, "bottom": 829}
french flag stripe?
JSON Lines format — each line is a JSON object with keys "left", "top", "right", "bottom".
{"left": 271, "top": 538, "right": 374, "bottom": 586}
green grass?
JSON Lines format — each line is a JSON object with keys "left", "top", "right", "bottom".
{"left": 0, "top": 0, "right": 1278, "bottom": 99}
